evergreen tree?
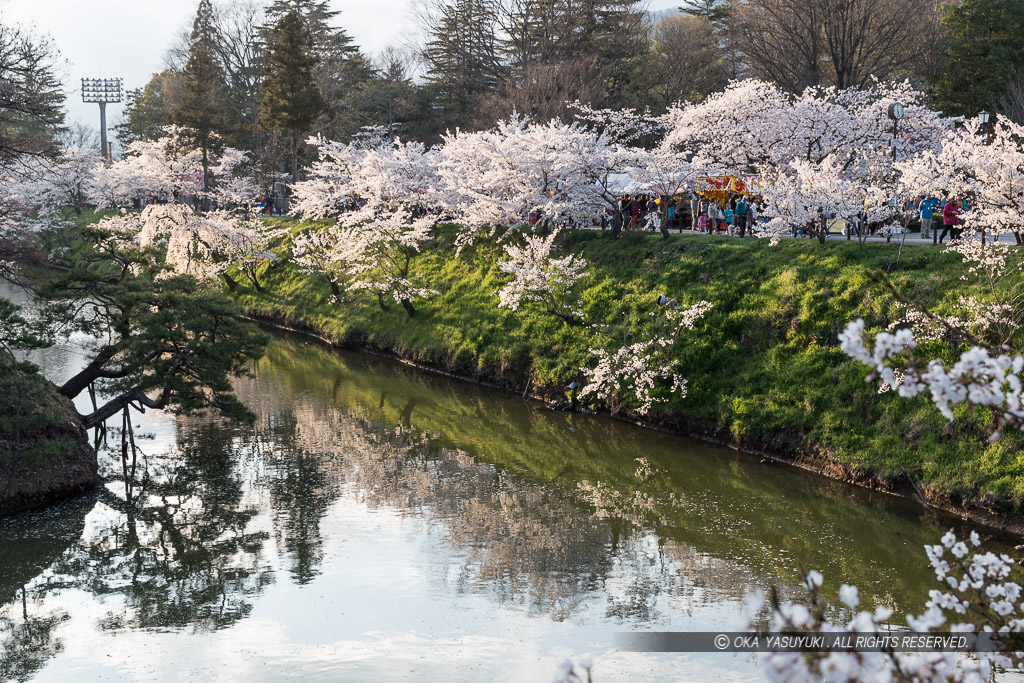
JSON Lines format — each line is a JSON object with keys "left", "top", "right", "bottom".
{"left": 115, "top": 72, "right": 179, "bottom": 150}
{"left": 350, "top": 50, "right": 432, "bottom": 140}
{"left": 0, "top": 22, "right": 65, "bottom": 163}
{"left": 499, "top": 0, "right": 648, "bottom": 112}
{"left": 421, "top": 0, "right": 505, "bottom": 128}
{"left": 171, "top": 0, "right": 230, "bottom": 193}
{"left": 678, "top": 0, "right": 731, "bottom": 31}
{"left": 932, "top": 0, "right": 1024, "bottom": 116}
{"left": 263, "top": 0, "right": 372, "bottom": 139}
{"left": 259, "top": 11, "right": 325, "bottom": 184}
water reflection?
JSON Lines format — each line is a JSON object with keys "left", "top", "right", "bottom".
{"left": 0, "top": 329, "right": 1012, "bottom": 680}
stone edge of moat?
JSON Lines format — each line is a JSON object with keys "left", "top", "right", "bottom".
{"left": 241, "top": 311, "right": 1024, "bottom": 541}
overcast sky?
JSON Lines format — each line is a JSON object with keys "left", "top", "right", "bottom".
{"left": 3, "top": 0, "right": 680, "bottom": 137}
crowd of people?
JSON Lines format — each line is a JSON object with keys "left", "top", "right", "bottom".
{"left": 597, "top": 192, "right": 976, "bottom": 243}
{"left": 607, "top": 192, "right": 762, "bottom": 237}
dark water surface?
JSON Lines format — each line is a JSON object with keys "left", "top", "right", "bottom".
{"left": 0, "top": 308, "right": 1009, "bottom": 681}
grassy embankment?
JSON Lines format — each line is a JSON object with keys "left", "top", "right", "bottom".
{"left": 0, "top": 357, "right": 96, "bottom": 514}
{"left": 222, "top": 216, "right": 1024, "bottom": 516}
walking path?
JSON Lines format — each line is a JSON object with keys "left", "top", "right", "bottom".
{"left": 585, "top": 224, "right": 1022, "bottom": 247}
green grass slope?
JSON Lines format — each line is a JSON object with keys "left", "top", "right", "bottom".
{"left": 231, "top": 222, "right": 1024, "bottom": 513}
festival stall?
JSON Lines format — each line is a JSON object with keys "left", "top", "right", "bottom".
{"left": 695, "top": 175, "right": 747, "bottom": 204}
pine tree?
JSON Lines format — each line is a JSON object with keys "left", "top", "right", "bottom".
{"left": 678, "top": 0, "right": 731, "bottom": 31}
{"left": 263, "top": 0, "right": 372, "bottom": 139}
{"left": 421, "top": 0, "right": 505, "bottom": 127}
{"left": 0, "top": 22, "right": 65, "bottom": 163}
{"left": 116, "top": 72, "right": 179, "bottom": 150}
{"left": 259, "top": 11, "right": 325, "bottom": 184}
{"left": 499, "top": 0, "right": 647, "bottom": 111}
{"left": 171, "top": 0, "right": 230, "bottom": 193}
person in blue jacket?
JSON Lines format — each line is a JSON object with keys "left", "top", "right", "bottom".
{"left": 919, "top": 196, "right": 939, "bottom": 239}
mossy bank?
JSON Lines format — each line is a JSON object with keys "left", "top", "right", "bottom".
{"left": 0, "top": 358, "right": 97, "bottom": 515}
{"left": 235, "top": 223, "right": 1020, "bottom": 533}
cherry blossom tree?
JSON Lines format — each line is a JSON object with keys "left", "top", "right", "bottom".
{"left": 90, "top": 127, "right": 254, "bottom": 209}
{"left": 579, "top": 299, "right": 712, "bottom": 415}
{"left": 291, "top": 134, "right": 438, "bottom": 220}
{"left": 291, "top": 134, "right": 442, "bottom": 315}
{"left": 436, "top": 114, "right": 621, "bottom": 247}
{"left": 662, "top": 79, "right": 948, "bottom": 180}
{"left": 495, "top": 229, "right": 588, "bottom": 325}
{"left": 899, "top": 117, "right": 1024, "bottom": 245}
{"left": 291, "top": 228, "right": 349, "bottom": 300}
{"left": 333, "top": 209, "right": 437, "bottom": 317}
{"left": 15, "top": 145, "right": 104, "bottom": 216}
{"left": 96, "top": 203, "right": 279, "bottom": 292}
{"left": 757, "top": 158, "right": 865, "bottom": 244}
{"left": 214, "top": 210, "right": 281, "bottom": 292}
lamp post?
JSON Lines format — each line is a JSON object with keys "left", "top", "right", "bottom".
{"left": 978, "top": 111, "right": 992, "bottom": 245}
{"left": 888, "top": 102, "right": 904, "bottom": 163}
{"left": 81, "top": 78, "right": 123, "bottom": 161}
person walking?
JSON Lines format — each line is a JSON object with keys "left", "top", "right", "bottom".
{"left": 735, "top": 195, "right": 749, "bottom": 237}
{"left": 939, "top": 198, "right": 960, "bottom": 244}
{"left": 690, "top": 194, "right": 700, "bottom": 231}
{"left": 707, "top": 201, "right": 720, "bottom": 233}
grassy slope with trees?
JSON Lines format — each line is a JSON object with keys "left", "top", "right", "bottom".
{"left": 0, "top": 358, "right": 96, "bottom": 515}
{"left": 218, "top": 218, "right": 1024, "bottom": 516}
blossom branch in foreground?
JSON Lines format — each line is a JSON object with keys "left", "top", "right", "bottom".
{"left": 839, "top": 319, "right": 1024, "bottom": 438}
{"left": 748, "top": 531, "right": 1024, "bottom": 682}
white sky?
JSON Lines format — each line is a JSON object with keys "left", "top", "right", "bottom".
{"left": 3, "top": 0, "right": 680, "bottom": 136}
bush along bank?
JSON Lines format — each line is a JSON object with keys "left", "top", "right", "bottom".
{"left": 0, "top": 357, "right": 97, "bottom": 515}
{"left": 227, "top": 223, "right": 1023, "bottom": 531}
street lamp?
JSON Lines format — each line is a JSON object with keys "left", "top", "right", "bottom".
{"left": 977, "top": 111, "right": 993, "bottom": 245}
{"left": 81, "top": 78, "right": 123, "bottom": 160}
{"left": 886, "top": 102, "right": 904, "bottom": 243}
{"left": 887, "top": 102, "right": 904, "bottom": 163}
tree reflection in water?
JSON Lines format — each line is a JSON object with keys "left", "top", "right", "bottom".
{"left": 0, "top": 591, "right": 69, "bottom": 682}
{"left": 49, "top": 421, "right": 272, "bottom": 633}
{"left": 235, "top": 365, "right": 775, "bottom": 626}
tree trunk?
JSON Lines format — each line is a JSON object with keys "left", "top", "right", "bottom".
{"left": 291, "top": 131, "right": 299, "bottom": 185}
{"left": 247, "top": 273, "right": 262, "bottom": 292}
{"left": 60, "top": 345, "right": 121, "bottom": 399}
{"left": 377, "top": 292, "right": 387, "bottom": 312}
{"left": 222, "top": 272, "right": 238, "bottom": 292}
{"left": 400, "top": 298, "right": 415, "bottom": 318}
{"left": 328, "top": 279, "right": 341, "bottom": 298}
{"left": 81, "top": 386, "right": 172, "bottom": 429}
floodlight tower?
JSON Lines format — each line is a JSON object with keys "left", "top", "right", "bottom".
{"left": 81, "top": 78, "right": 123, "bottom": 160}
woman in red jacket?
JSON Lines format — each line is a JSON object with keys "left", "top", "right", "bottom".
{"left": 939, "top": 199, "right": 960, "bottom": 244}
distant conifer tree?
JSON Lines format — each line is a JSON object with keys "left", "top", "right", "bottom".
{"left": 259, "top": 10, "right": 325, "bottom": 184}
